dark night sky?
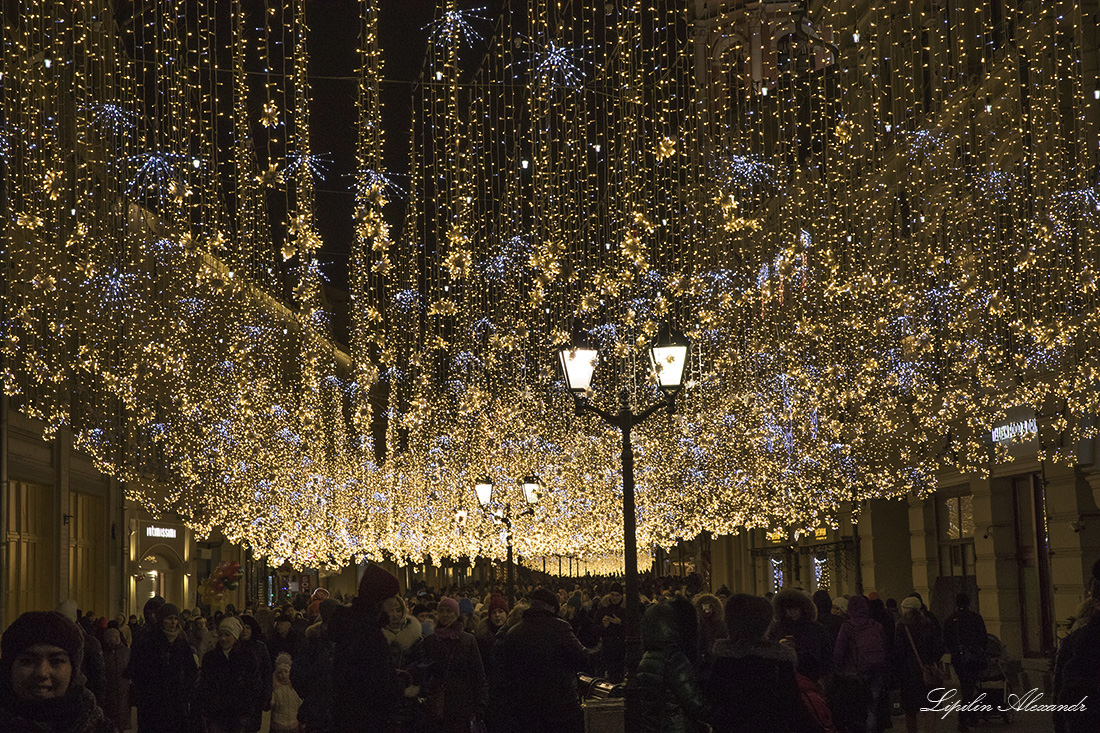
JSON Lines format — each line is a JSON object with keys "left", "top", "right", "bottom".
{"left": 309, "top": 0, "right": 440, "bottom": 292}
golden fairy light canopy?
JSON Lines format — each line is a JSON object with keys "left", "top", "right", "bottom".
{"left": 2, "top": 0, "right": 1098, "bottom": 568}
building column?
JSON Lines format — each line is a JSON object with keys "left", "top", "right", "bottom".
{"left": 56, "top": 427, "right": 71, "bottom": 606}
{"left": 971, "top": 475, "right": 1023, "bottom": 654}
{"left": 907, "top": 492, "right": 939, "bottom": 602}
{"left": 860, "top": 498, "right": 913, "bottom": 602}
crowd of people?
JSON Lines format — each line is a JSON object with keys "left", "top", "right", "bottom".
{"left": 2, "top": 559, "right": 1099, "bottom": 733}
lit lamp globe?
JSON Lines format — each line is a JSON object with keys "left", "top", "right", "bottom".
{"left": 521, "top": 476, "right": 542, "bottom": 505}
{"left": 648, "top": 324, "right": 689, "bottom": 395}
{"left": 475, "top": 477, "right": 494, "bottom": 508}
{"left": 557, "top": 342, "right": 598, "bottom": 395}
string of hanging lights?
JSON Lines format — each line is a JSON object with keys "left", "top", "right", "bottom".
{"left": 2, "top": 0, "right": 1098, "bottom": 570}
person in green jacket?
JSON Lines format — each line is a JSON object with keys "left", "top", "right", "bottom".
{"left": 634, "top": 601, "right": 712, "bottom": 733}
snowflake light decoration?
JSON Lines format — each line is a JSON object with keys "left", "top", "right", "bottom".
{"left": 84, "top": 102, "right": 136, "bottom": 136}
{"left": 531, "top": 40, "right": 586, "bottom": 88}
{"left": 425, "top": 7, "right": 488, "bottom": 52}
{"left": 357, "top": 169, "right": 406, "bottom": 198}
{"left": 126, "top": 150, "right": 185, "bottom": 202}
{"left": 284, "top": 151, "right": 332, "bottom": 182}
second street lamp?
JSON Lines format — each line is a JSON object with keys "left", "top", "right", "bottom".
{"left": 475, "top": 476, "right": 539, "bottom": 606}
{"left": 556, "top": 323, "right": 690, "bottom": 725}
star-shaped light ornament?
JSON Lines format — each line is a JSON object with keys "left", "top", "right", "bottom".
{"left": 657, "top": 135, "right": 677, "bottom": 160}
{"left": 257, "top": 163, "right": 284, "bottom": 188}
{"left": 260, "top": 101, "right": 280, "bottom": 128}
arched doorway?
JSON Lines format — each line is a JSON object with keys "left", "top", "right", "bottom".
{"left": 134, "top": 546, "right": 184, "bottom": 608}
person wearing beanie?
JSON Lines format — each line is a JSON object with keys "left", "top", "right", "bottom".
{"left": 131, "top": 599, "right": 197, "bottom": 733}
{"left": 488, "top": 583, "right": 593, "bottom": 733}
{"left": 196, "top": 615, "right": 260, "bottom": 733}
{"left": 266, "top": 613, "right": 301, "bottom": 663}
{"left": 0, "top": 611, "right": 114, "bottom": 732}
{"left": 475, "top": 595, "right": 510, "bottom": 678}
{"left": 55, "top": 599, "right": 106, "bottom": 705}
{"left": 270, "top": 653, "right": 302, "bottom": 733}
{"left": 563, "top": 591, "right": 598, "bottom": 650}
{"left": 833, "top": 595, "right": 888, "bottom": 733}
{"left": 894, "top": 592, "right": 945, "bottom": 732}
{"left": 458, "top": 597, "right": 477, "bottom": 633}
{"left": 594, "top": 582, "right": 627, "bottom": 682}
{"left": 416, "top": 596, "right": 486, "bottom": 730}
{"left": 353, "top": 563, "right": 400, "bottom": 612}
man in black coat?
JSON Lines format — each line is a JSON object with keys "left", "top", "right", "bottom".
{"left": 329, "top": 564, "right": 404, "bottom": 733}
{"left": 943, "top": 593, "right": 987, "bottom": 732}
{"left": 490, "top": 588, "right": 589, "bottom": 733}
{"left": 594, "top": 582, "right": 627, "bottom": 682}
{"left": 130, "top": 603, "right": 198, "bottom": 733}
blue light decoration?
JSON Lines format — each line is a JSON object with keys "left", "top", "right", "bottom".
{"left": 813, "top": 556, "right": 829, "bottom": 592}
{"left": 0, "top": 122, "right": 15, "bottom": 163}
{"left": 771, "top": 556, "right": 784, "bottom": 590}
{"left": 425, "top": 7, "right": 488, "bottom": 52}
{"left": 84, "top": 102, "right": 136, "bottom": 136}
{"left": 708, "top": 153, "right": 775, "bottom": 188}
{"left": 89, "top": 264, "right": 138, "bottom": 316}
{"left": 482, "top": 234, "right": 532, "bottom": 284}
{"left": 530, "top": 39, "right": 586, "bottom": 89}
{"left": 126, "top": 150, "right": 185, "bottom": 203}
{"left": 973, "top": 169, "right": 1019, "bottom": 201}
{"left": 899, "top": 128, "right": 951, "bottom": 156}
{"left": 284, "top": 151, "right": 333, "bottom": 182}
{"left": 392, "top": 289, "right": 422, "bottom": 314}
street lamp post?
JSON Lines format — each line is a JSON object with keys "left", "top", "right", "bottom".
{"left": 475, "top": 475, "right": 541, "bottom": 606}
{"left": 557, "top": 323, "right": 689, "bottom": 722}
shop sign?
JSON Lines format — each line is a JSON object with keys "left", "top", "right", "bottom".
{"left": 146, "top": 526, "right": 177, "bottom": 539}
{"left": 991, "top": 418, "right": 1037, "bottom": 444}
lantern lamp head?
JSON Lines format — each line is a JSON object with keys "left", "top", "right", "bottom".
{"left": 521, "top": 476, "right": 542, "bottom": 505}
{"left": 648, "top": 323, "right": 690, "bottom": 393}
{"left": 557, "top": 327, "right": 598, "bottom": 394}
{"left": 475, "top": 477, "right": 494, "bottom": 507}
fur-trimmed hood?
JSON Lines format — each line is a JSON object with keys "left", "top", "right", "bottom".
{"left": 773, "top": 588, "right": 818, "bottom": 623}
{"left": 305, "top": 620, "right": 327, "bottom": 640}
{"left": 382, "top": 615, "right": 422, "bottom": 651}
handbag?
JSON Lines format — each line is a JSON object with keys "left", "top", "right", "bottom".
{"left": 904, "top": 624, "right": 948, "bottom": 687}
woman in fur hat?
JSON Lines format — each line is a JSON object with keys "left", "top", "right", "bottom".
{"left": 416, "top": 597, "right": 486, "bottom": 732}
{"left": 196, "top": 616, "right": 261, "bottom": 733}
{"left": 0, "top": 611, "right": 114, "bottom": 732}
